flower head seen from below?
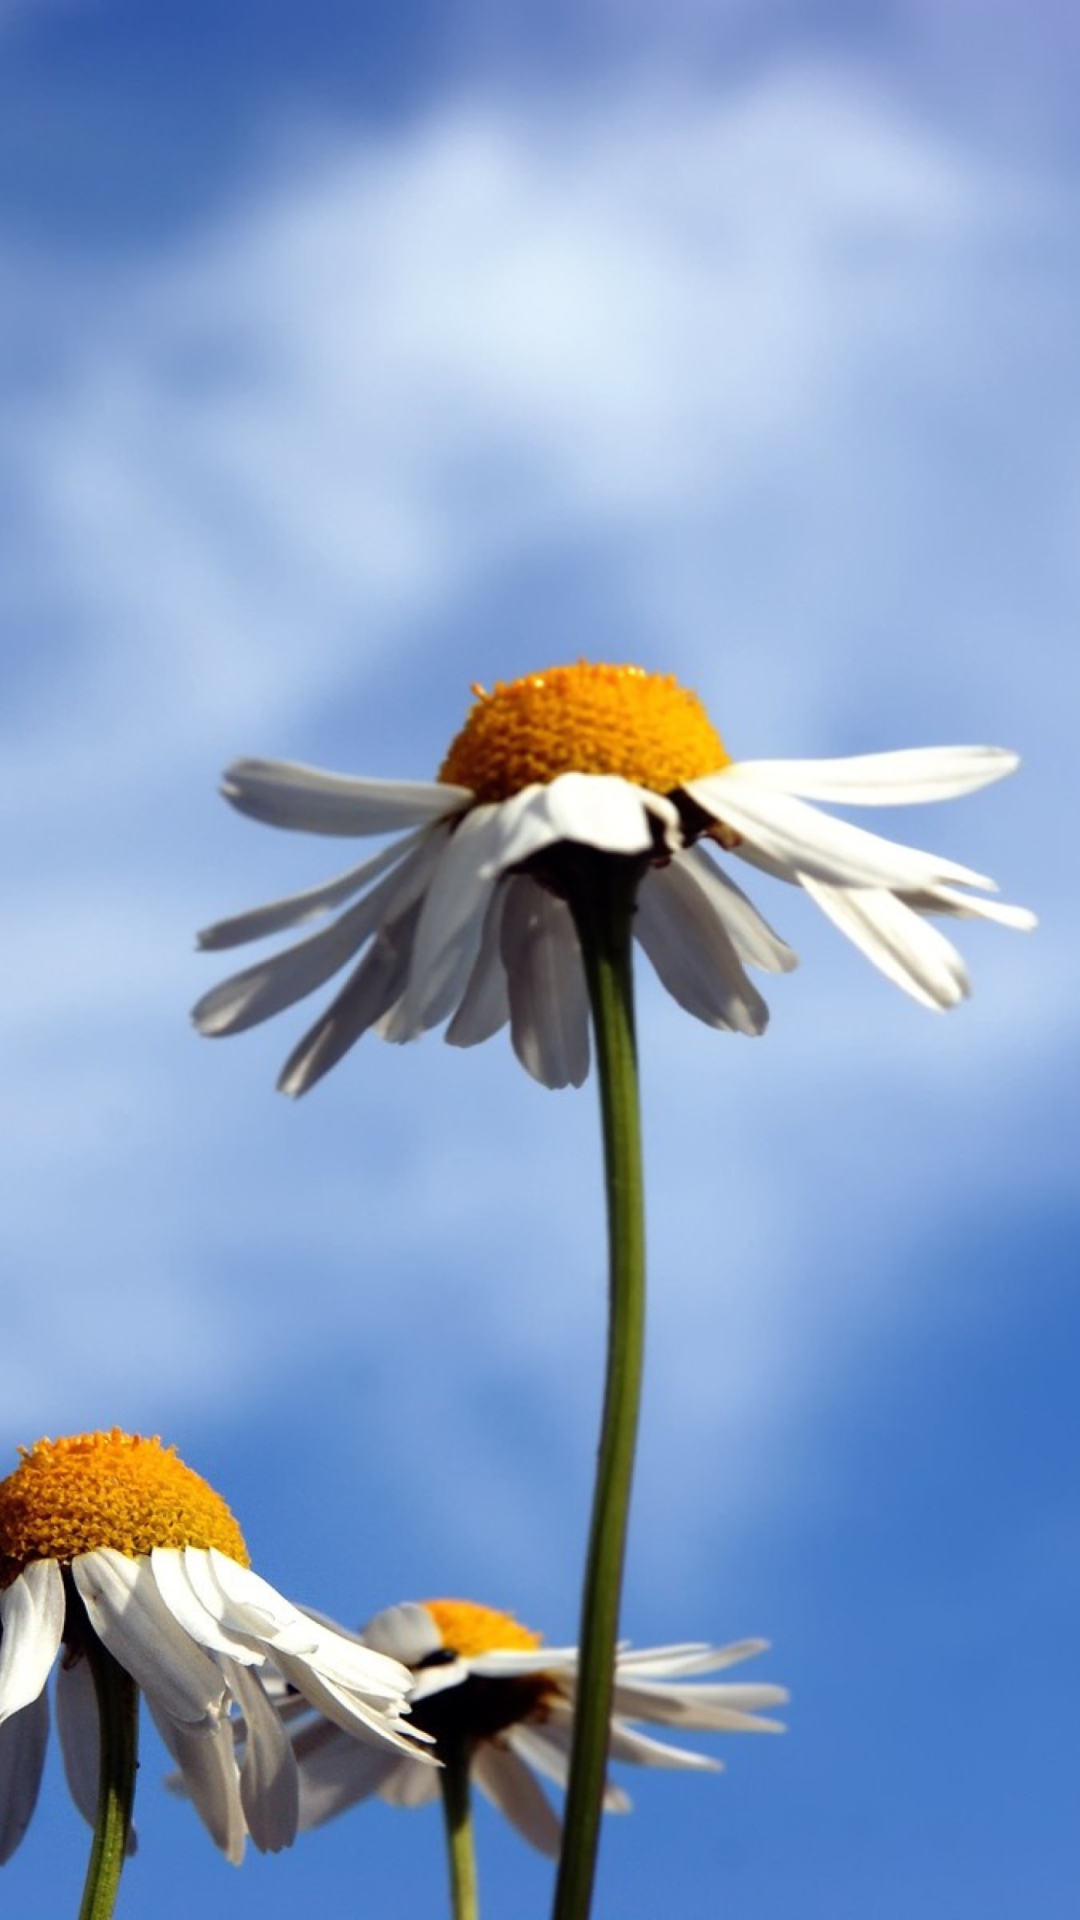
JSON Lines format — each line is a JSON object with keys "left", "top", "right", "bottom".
{"left": 0, "top": 1430, "right": 426, "bottom": 1867}
{"left": 193, "top": 661, "right": 1034, "bottom": 1094}
{"left": 267, "top": 1597, "right": 789, "bottom": 1857}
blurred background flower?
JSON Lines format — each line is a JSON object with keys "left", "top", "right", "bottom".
{"left": 271, "top": 1598, "right": 787, "bottom": 1852}
{"left": 1, "top": 1, "right": 1075, "bottom": 1914}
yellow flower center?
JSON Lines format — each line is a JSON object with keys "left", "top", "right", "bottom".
{"left": 424, "top": 1598, "right": 543, "bottom": 1660}
{"left": 0, "top": 1430, "right": 250, "bottom": 1588}
{"left": 438, "top": 662, "right": 729, "bottom": 803}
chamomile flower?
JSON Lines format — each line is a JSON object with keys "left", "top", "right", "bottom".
{"left": 269, "top": 1598, "right": 788, "bottom": 1856}
{"left": 0, "top": 1431, "right": 426, "bottom": 1866}
{"left": 194, "top": 661, "right": 1033, "bottom": 1093}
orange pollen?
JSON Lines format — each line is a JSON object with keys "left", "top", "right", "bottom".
{"left": 424, "top": 1598, "right": 544, "bottom": 1659}
{"left": 438, "top": 661, "right": 729, "bottom": 803}
{"left": 0, "top": 1429, "right": 250, "bottom": 1588}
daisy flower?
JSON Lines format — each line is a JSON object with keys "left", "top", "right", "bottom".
{"left": 268, "top": 1598, "right": 788, "bottom": 1856}
{"left": 0, "top": 1430, "right": 427, "bottom": 1868}
{"left": 193, "top": 662, "right": 1034, "bottom": 1093}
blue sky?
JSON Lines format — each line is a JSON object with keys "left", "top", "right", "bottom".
{"left": 2, "top": 1, "right": 1077, "bottom": 1915}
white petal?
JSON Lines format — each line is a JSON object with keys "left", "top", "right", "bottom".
{"left": 192, "top": 834, "right": 441, "bottom": 1038}
{"left": 271, "top": 1654, "right": 423, "bottom": 1757}
{"left": 720, "top": 746, "right": 1020, "bottom": 805}
{"left": 503, "top": 1720, "right": 572, "bottom": 1789}
{"left": 611, "top": 1678, "right": 789, "bottom": 1730}
{"left": 607, "top": 1719, "right": 721, "bottom": 1770}
{"left": 802, "top": 879, "right": 970, "bottom": 1009}
{"left": 221, "top": 759, "right": 469, "bottom": 837}
{"left": 903, "top": 885, "right": 1037, "bottom": 931}
{"left": 72, "top": 1551, "right": 227, "bottom": 1729}
{"left": 0, "top": 1690, "right": 49, "bottom": 1863}
{"left": 614, "top": 1639, "right": 769, "bottom": 1678}
{"left": 291, "top": 1719, "right": 402, "bottom": 1829}
{"left": 193, "top": 1553, "right": 407, "bottom": 1703}
{"left": 196, "top": 831, "right": 428, "bottom": 951}
{"left": 408, "top": 1661, "right": 471, "bottom": 1706}
{"left": 359, "top": 1603, "right": 442, "bottom": 1668}
{"left": 0, "top": 1561, "right": 64, "bottom": 1720}
{"left": 468, "top": 1647, "right": 576, "bottom": 1679}
{"left": 531, "top": 772, "right": 676, "bottom": 856}
{"left": 278, "top": 897, "right": 424, "bottom": 1095}
{"left": 147, "top": 1695, "right": 246, "bottom": 1865}
{"left": 682, "top": 848, "right": 798, "bottom": 973}
{"left": 55, "top": 1652, "right": 99, "bottom": 1828}
{"left": 445, "top": 887, "right": 511, "bottom": 1049}
{"left": 501, "top": 877, "right": 590, "bottom": 1089}
{"left": 687, "top": 771, "right": 996, "bottom": 892}
{"left": 385, "top": 774, "right": 668, "bottom": 1048}
{"left": 634, "top": 860, "right": 770, "bottom": 1036}
{"left": 227, "top": 1659, "right": 298, "bottom": 1853}
{"left": 377, "top": 1756, "right": 441, "bottom": 1808}
{"left": 382, "top": 805, "right": 508, "bottom": 1041}
{"left": 503, "top": 1708, "right": 627, "bottom": 1808}
{"left": 151, "top": 1550, "right": 264, "bottom": 1667}
{"left": 472, "top": 1742, "right": 562, "bottom": 1856}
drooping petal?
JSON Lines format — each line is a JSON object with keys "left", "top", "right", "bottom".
{"left": 72, "top": 1551, "right": 227, "bottom": 1730}
{"left": 55, "top": 1652, "right": 99, "bottom": 1829}
{"left": 226, "top": 1658, "right": 299, "bottom": 1853}
{"left": 800, "top": 878, "right": 970, "bottom": 1009}
{"left": 189, "top": 1555, "right": 423, "bottom": 1757}
{"left": 196, "top": 831, "right": 428, "bottom": 951}
{"left": 278, "top": 898, "right": 425, "bottom": 1095}
{"left": 717, "top": 746, "right": 1020, "bottom": 806}
{"left": 902, "top": 886, "right": 1037, "bottom": 930}
{"left": 151, "top": 1549, "right": 264, "bottom": 1667}
{"left": 377, "top": 1756, "right": 441, "bottom": 1809}
{"left": 634, "top": 860, "right": 769, "bottom": 1036}
{"left": 611, "top": 1677, "right": 789, "bottom": 1731}
{"left": 472, "top": 1741, "right": 562, "bottom": 1856}
{"left": 193, "top": 1554, "right": 408, "bottom": 1704}
{"left": 501, "top": 878, "right": 590, "bottom": 1089}
{"left": 381, "top": 804, "right": 510, "bottom": 1041}
{"left": 221, "top": 760, "right": 469, "bottom": 837}
{"left": 147, "top": 1694, "right": 246, "bottom": 1865}
{"left": 445, "top": 888, "right": 511, "bottom": 1049}
{"left": 606, "top": 1719, "right": 721, "bottom": 1770}
{"left": 687, "top": 772, "right": 997, "bottom": 893}
{"left": 192, "top": 833, "right": 443, "bottom": 1038}
{"left": 0, "top": 1560, "right": 64, "bottom": 1720}
{"left": 0, "top": 1690, "right": 49, "bottom": 1863}
{"left": 502, "top": 1718, "right": 573, "bottom": 1789}
{"left": 270, "top": 1655, "right": 424, "bottom": 1756}
{"left": 290, "top": 1717, "right": 403, "bottom": 1829}
{"left": 681, "top": 848, "right": 797, "bottom": 972}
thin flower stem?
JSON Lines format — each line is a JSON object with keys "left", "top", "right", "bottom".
{"left": 554, "top": 854, "right": 647, "bottom": 1920}
{"left": 79, "top": 1635, "right": 138, "bottom": 1920}
{"left": 439, "top": 1735, "right": 480, "bottom": 1920}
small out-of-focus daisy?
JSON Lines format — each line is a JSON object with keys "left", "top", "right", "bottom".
{"left": 267, "top": 1598, "right": 788, "bottom": 1856}
{"left": 193, "top": 662, "right": 1034, "bottom": 1093}
{"left": 0, "top": 1430, "right": 427, "bottom": 1866}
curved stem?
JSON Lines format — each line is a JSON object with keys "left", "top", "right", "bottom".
{"left": 79, "top": 1635, "right": 138, "bottom": 1920}
{"left": 439, "top": 1735, "right": 480, "bottom": 1920}
{"left": 553, "top": 854, "right": 646, "bottom": 1920}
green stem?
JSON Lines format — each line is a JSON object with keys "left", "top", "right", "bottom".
{"left": 79, "top": 1635, "right": 138, "bottom": 1920}
{"left": 439, "top": 1735, "right": 480, "bottom": 1920}
{"left": 553, "top": 854, "right": 647, "bottom": 1920}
